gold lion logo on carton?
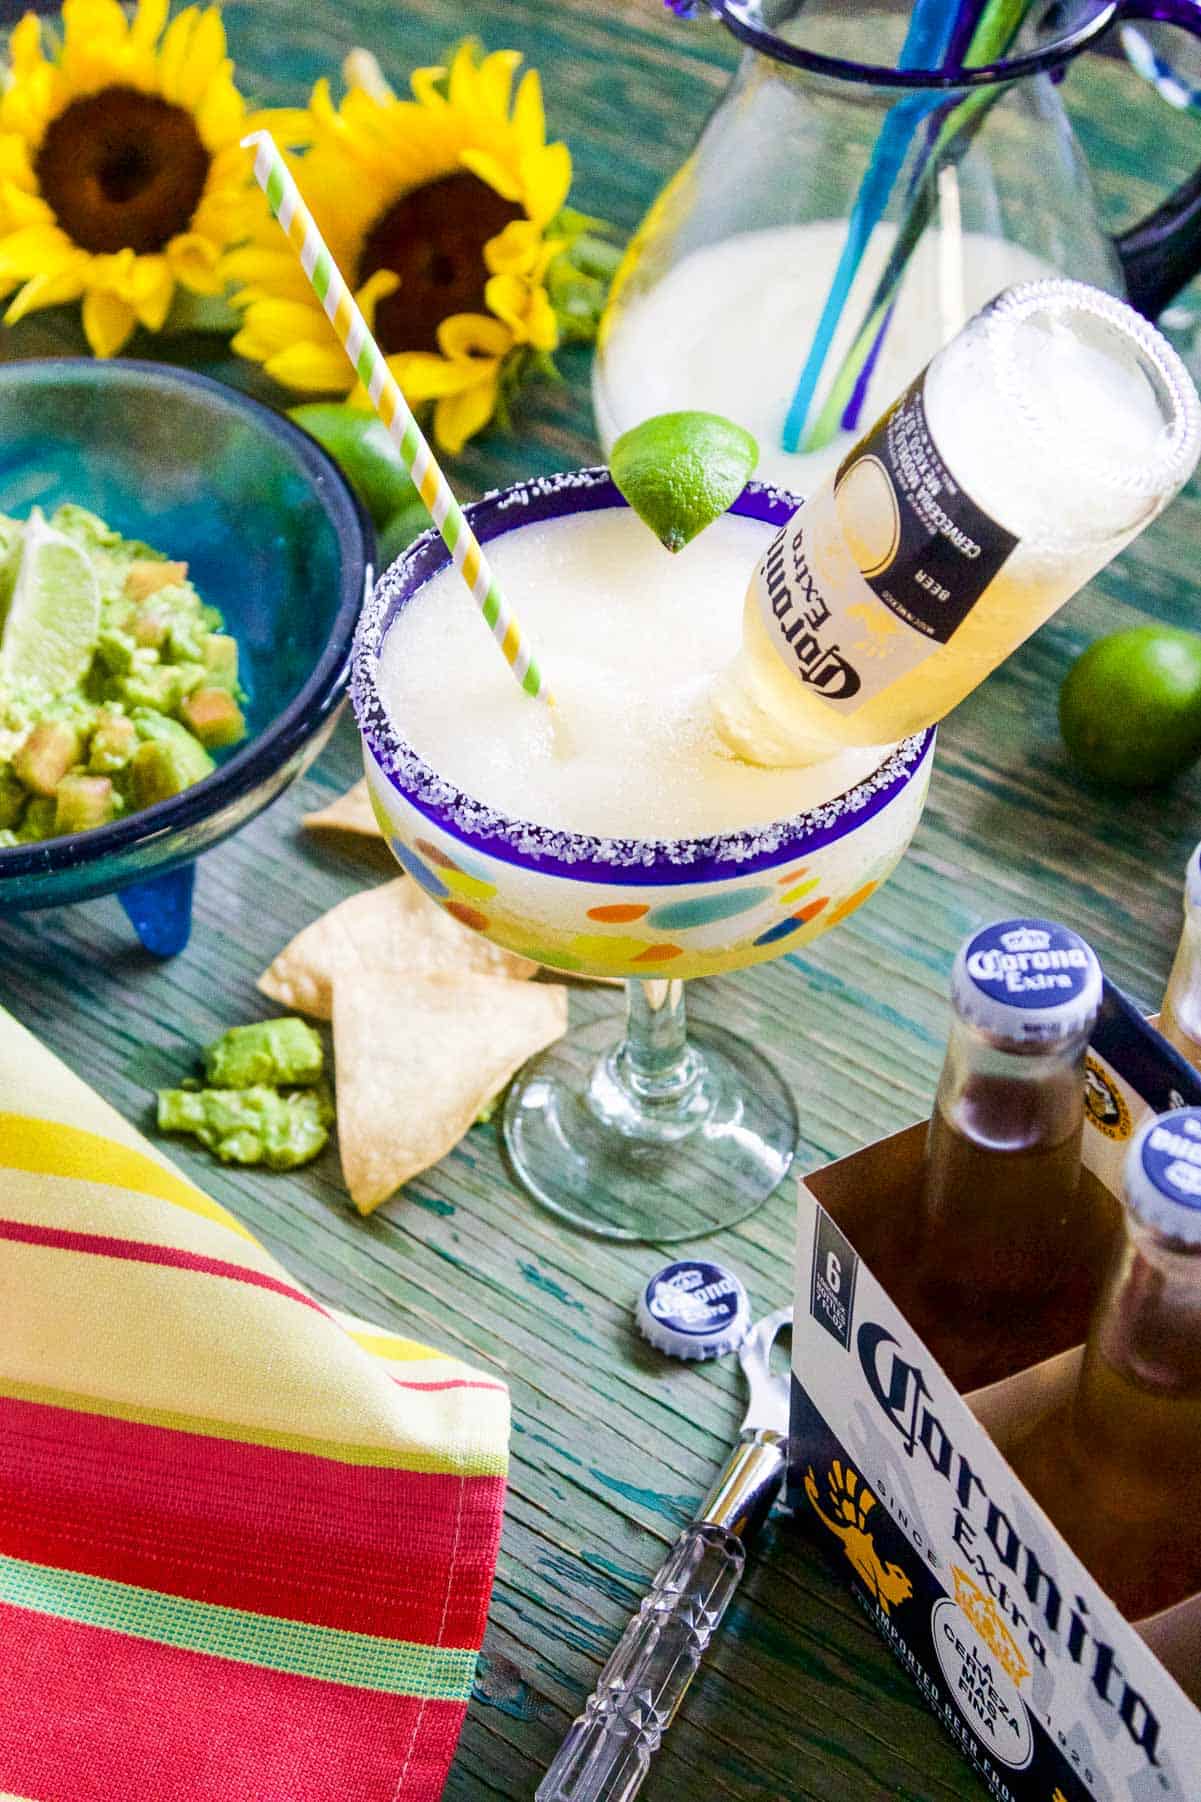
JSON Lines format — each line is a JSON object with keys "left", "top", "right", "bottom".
{"left": 952, "top": 1565, "right": 1032, "bottom": 1687}
{"left": 1084, "top": 1054, "right": 1131, "bottom": 1141}
{"left": 804, "top": 1459, "right": 913, "bottom": 1614}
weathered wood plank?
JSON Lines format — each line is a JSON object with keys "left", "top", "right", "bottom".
{"left": 2, "top": 6, "right": 1198, "bottom": 1798}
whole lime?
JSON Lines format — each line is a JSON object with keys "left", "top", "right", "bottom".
{"left": 1059, "top": 625, "right": 1201, "bottom": 788}
{"left": 377, "top": 501, "right": 434, "bottom": 571}
{"left": 288, "top": 403, "right": 419, "bottom": 528}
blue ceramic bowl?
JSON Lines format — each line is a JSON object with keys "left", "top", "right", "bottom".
{"left": 0, "top": 359, "right": 371, "bottom": 950}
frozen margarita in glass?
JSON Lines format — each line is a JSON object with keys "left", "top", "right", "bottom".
{"left": 352, "top": 468, "right": 932, "bottom": 1241}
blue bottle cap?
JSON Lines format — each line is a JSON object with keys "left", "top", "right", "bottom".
{"left": 1126, "top": 1107, "right": 1201, "bottom": 1245}
{"left": 636, "top": 1260, "right": 751, "bottom": 1361}
{"left": 950, "top": 917, "right": 1102, "bottom": 1046}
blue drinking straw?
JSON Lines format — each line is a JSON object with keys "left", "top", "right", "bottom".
{"left": 779, "top": 0, "right": 960, "bottom": 455}
{"left": 840, "top": 0, "right": 990, "bottom": 432}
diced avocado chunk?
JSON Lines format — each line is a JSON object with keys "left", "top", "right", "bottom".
{"left": 203, "top": 1017, "right": 323, "bottom": 1090}
{"left": 156, "top": 1084, "right": 332, "bottom": 1169}
{"left": 129, "top": 712, "right": 214, "bottom": 806}
{"left": 89, "top": 710, "right": 137, "bottom": 772}
{"left": 17, "top": 796, "right": 56, "bottom": 841}
{"left": 14, "top": 720, "right": 80, "bottom": 796}
{"left": 55, "top": 772, "right": 115, "bottom": 835}
{"left": 203, "top": 634, "right": 239, "bottom": 690}
{"left": 117, "top": 659, "right": 188, "bottom": 714}
{"left": 0, "top": 767, "right": 25, "bottom": 829}
{"left": 180, "top": 686, "right": 245, "bottom": 749}
{"left": 95, "top": 625, "right": 136, "bottom": 675}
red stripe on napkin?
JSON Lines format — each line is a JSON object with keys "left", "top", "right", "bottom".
{"left": 0, "top": 1397, "right": 504, "bottom": 1645}
{"left": 0, "top": 1603, "right": 465, "bottom": 1802}
{"left": 0, "top": 1216, "right": 323, "bottom": 1312}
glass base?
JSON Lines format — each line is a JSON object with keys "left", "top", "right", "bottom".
{"left": 502, "top": 1015, "right": 798, "bottom": 1242}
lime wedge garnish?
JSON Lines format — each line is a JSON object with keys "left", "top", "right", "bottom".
{"left": 610, "top": 411, "right": 759, "bottom": 552}
{"left": 0, "top": 507, "right": 100, "bottom": 695}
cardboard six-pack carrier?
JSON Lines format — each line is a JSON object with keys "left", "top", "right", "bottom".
{"left": 789, "top": 982, "right": 1201, "bottom": 1801}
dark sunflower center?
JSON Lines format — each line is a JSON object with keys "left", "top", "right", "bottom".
{"left": 357, "top": 172, "right": 523, "bottom": 355}
{"left": 35, "top": 86, "right": 210, "bottom": 256}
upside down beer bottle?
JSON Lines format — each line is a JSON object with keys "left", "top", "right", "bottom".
{"left": 1158, "top": 842, "right": 1201, "bottom": 1070}
{"left": 1007, "top": 1107, "right": 1201, "bottom": 1620}
{"left": 909, "top": 918, "right": 1117, "bottom": 1392}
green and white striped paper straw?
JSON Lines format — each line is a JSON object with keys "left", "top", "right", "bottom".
{"left": 242, "top": 130, "right": 555, "bottom": 704}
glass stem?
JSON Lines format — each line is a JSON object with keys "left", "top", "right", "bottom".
{"left": 614, "top": 978, "right": 702, "bottom": 1109}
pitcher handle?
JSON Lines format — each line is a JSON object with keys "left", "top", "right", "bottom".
{"left": 1111, "top": 0, "right": 1201, "bottom": 315}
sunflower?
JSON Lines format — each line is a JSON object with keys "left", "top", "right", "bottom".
{"left": 0, "top": 0, "right": 269, "bottom": 357}
{"left": 228, "top": 44, "right": 612, "bottom": 454}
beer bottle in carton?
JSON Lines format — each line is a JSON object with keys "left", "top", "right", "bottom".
{"left": 1159, "top": 842, "right": 1201, "bottom": 1070}
{"left": 904, "top": 918, "right": 1118, "bottom": 1391}
{"left": 1007, "top": 1106, "right": 1201, "bottom": 1620}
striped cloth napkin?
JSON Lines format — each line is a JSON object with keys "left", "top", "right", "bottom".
{"left": 0, "top": 1006, "right": 509, "bottom": 1802}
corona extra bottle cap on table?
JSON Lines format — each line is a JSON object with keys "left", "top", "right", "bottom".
{"left": 1126, "top": 1106, "right": 1201, "bottom": 1244}
{"left": 950, "top": 917, "right": 1103, "bottom": 1046}
{"left": 636, "top": 1259, "right": 751, "bottom": 1360}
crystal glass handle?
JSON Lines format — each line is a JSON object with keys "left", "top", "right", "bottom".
{"left": 535, "top": 1521, "right": 746, "bottom": 1802}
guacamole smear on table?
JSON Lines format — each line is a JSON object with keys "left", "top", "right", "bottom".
{"left": 0, "top": 504, "right": 246, "bottom": 845}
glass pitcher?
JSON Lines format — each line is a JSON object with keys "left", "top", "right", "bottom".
{"left": 594, "top": 0, "right": 1201, "bottom": 490}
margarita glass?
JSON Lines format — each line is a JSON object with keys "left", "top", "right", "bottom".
{"left": 351, "top": 469, "right": 933, "bottom": 1241}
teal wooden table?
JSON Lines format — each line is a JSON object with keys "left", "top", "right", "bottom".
{"left": 4, "top": 4, "right": 1201, "bottom": 1797}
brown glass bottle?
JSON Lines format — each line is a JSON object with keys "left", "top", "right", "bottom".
{"left": 1007, "top": 1107, "right": 1201, "bottom": 1619}
{"left": 890, "top": 919, "right": 1117, "bottom": 1392}
{"left": 1159, "top": 841, "right": 1201, "bottom": 1070}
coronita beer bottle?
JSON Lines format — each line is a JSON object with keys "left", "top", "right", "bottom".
{"left": 711, "top": 280, "right": 1201, "bottom": 767}
{"left": 905, "top": 918, "right": 1116, "bottom": 1392}
{"left": 1158, "top": 842, "right": 1201, "bottom": 1070}
{"left": 1008, "top": 1107, "right": 1201, "bottom": 1620}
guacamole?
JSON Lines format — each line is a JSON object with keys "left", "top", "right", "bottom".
{"left": 157, "top": 1016, "right": 331, "bottom": 1170}
{"left": 0, "top": 504, "right": 245, "bottom": 845}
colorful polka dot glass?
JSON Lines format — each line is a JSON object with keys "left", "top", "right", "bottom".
{"left": 352, "top": 470, "right": 934, "bottom": 1240}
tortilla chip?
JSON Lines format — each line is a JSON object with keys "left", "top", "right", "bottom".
{"left": 334, "top": 971, "right": 568, "bottom": 1211}
{"left": 258, "top": 878, "right": 540, "bottom": 1020}
{"left": 302, "top": 779, "right": 382, "bottom": 841}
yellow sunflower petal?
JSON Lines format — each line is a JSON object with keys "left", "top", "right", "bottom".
{"left": 512, "top": 68, "right": 546, "bottom": 153}
{"left": 156, "top": 6, "right": 198, "bottom": 102}
{"left": 409, "top": 65, "right": 448, "bottom": 109}
{"left": 81, "top": 286, "right": 137, "bottom": 358}
{"left": 357, "top": 265, "right": 400, "bottom": 329}
{"left": 234, "top": 295, "right": 332, "bottom": 355}
{"left": 433, "top": 377, "right": 499, "bottom": 455}
{"left": 485, "top": 273, "right": 558, "bottom": 351}
{"left": 61, "top": 0, "right": 130, "bottom": 55}
{"left": 131, "top": 0, "right": 169, "bottom": 47}
{"left": 167, "top": 230, "right": 222, "bottom": 294}
{"left": 4, "top": 262, "right": 85, "bottom": 323}
{"left": 0, "top": 221, "right": 76, "bottom": 283}
{"left": 262, "top": 341, "right": 355, "bottom": 393}
{"left": 243, "top": 106, "right": 315, "bottom": 147}
{"left": 391, "top": 350, "right": 480, "bottom": 402}
{"left": 522, "top": 143, "right": 572, "bottom": 227}
{"left": 478, "top": 50, "right": 523, "bottom": 122}
{"left": 437, "top": 311, "right": 513, "bottom": 362}
{"left": 447, "top": 41, "right": 481, "bottom": 114}
{"left": 175, "top": 8, "right": 229, "bottom": 110}
{"left": 458, "top": 147, "right": 522, "bottom": 204}
{"left": 128, "top": 254, "right": 173, "bottom": 330}
{"left": 8, "top": 14, "right": 44, "bottom": 80}
{"left": 194, "top": 73, "right": 245, "bottom": 151}
{"left": 484, "top": 220, "right": 542, "bottom": 277}
{"left": 0, "top": 179, "right": 53, "bottom": 230}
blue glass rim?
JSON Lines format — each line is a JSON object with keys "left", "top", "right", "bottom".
{"left": 711, "top": 0, "right": 1120, "bottom": 88}
{"left": 0, "top": 357, "right": 372, "bottom": 883}
{"left": 352, "top": 466, "right": 935, "bottom": 888}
